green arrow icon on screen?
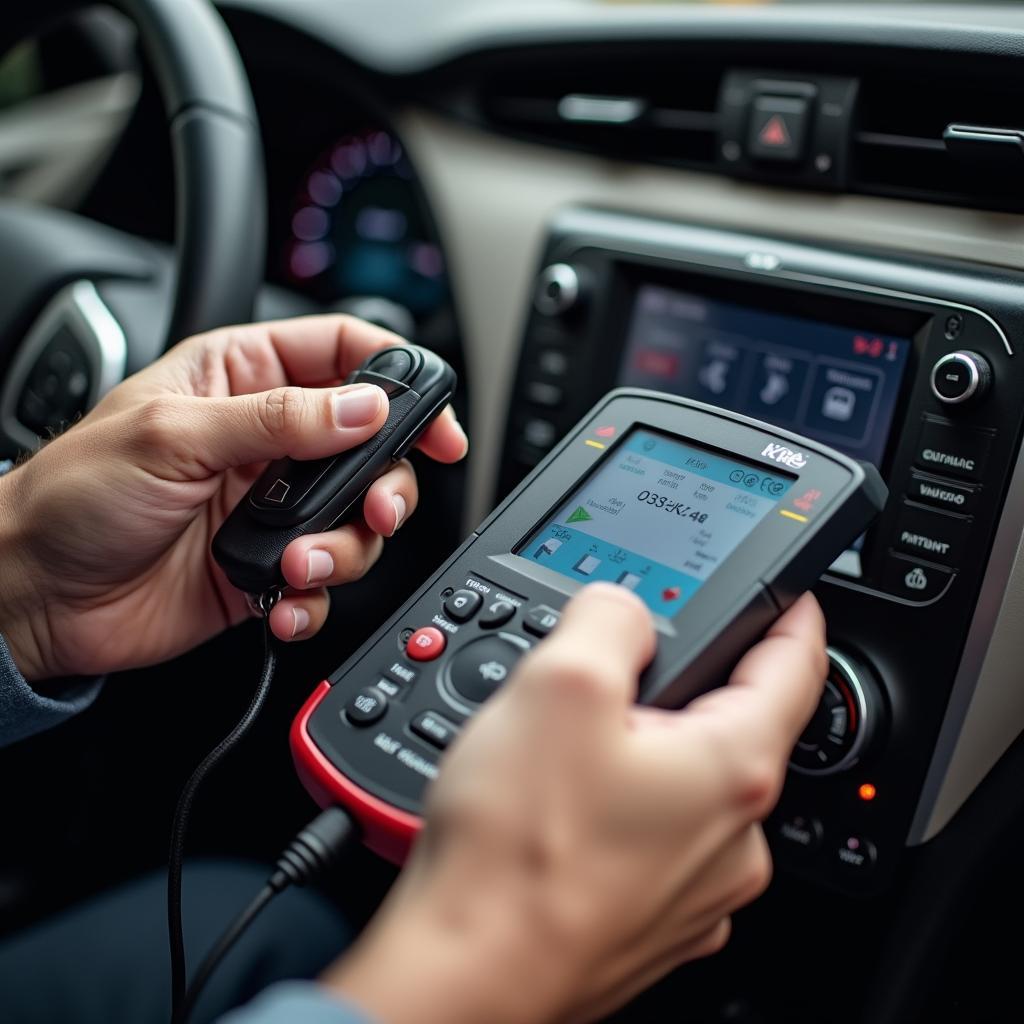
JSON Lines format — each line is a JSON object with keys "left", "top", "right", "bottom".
{"left": 567, "top": 506, "right": 593, "bottom": 524}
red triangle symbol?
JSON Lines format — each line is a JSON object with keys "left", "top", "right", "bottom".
{"left": 759, "top": 115, "right": 790, "bottom": 148}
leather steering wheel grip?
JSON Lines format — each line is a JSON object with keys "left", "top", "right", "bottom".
{"left": 3, "top": 0, "right": 266, "bottom": 347}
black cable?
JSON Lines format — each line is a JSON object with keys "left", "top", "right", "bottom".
{"left": 168, "top": 616, "right": 278, "bottom": 1019}
{"left": 175, "top": 807, "right": 358, "bottom": 1024}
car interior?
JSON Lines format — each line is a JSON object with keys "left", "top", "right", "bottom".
{"left": 4, "top": 1, "right": 1024, "bottom": 1021}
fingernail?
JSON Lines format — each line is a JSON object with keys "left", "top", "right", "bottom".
{"left": 333, "top": 385, "right": 384, "bottom": 428}
{"left": 306, "top": 549, "right": 334, "bottom": 584}
{"left": 453, "top": 420, "right": 470, "bottom": 457}
{"left": 291, "top": 607, "right": 311, "bottom": 638}
{"left": 391, "top": 494, "right": 407, "bottom": 535}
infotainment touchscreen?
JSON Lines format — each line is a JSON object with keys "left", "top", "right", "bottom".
{"left": 618, "top": 284, "right": 912, "bottom": 470}
{"left": 518, "top": 429, "right": 793, "bottom": 616}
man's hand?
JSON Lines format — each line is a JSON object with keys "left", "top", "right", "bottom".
{"left": 324, "top": 584, "right": 826, "bottom": 1024}
{"left": 0, "top": 316, "right": 467, "bottom": 680}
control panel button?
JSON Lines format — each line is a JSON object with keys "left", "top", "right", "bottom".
{"left": 406, "top": 627, "right": 447, "bottom": 661}
{"left": 410, "top": 710, "right": 460, "bottom": 750}
{"left": 449, "top": 636, "right": 525, "bottom": 703}
{"left": 834, "top": 835, "right": 878, "bottom": 875}
{"left": 914, "top": 419, "right": 993, "bottom": 483}
{"left": 773, "top": 814, "right": 824, "bottom": 858}
{"left": 524, "top": 605, "right": 560, "bottom": 637}
{"left": 534, "top": 263, "right": 580, "bottom": 317}
{"left": 384, "top": 661, "right": 418, "bottom": 686}
{"left": 930, "top": 350, "right": 991, "bottom": 406}
{"left": 526, "top": 381, "right": 563, "bottom": 407}
{"left": 907, "top": 473, "right": 978, "bottom": 516}
{"left": 894, "top": 503, "right": 970, "bottom": 567}
{"left": 443, "top": 589, "right": 482, "bottom": 623}
{"left": 479, "top": 599, "right": 516, "bottom": 629}
{"left": 522, "top": 418, "right": 557, "bottom": 450}
{"left": 747, "top": 95, "right": 809, "bottom": 162}
{"left": 374, "top": 677, "right": 405, "bottom": 699}
{"left": 346, "top": 687, "right": 388, "bottom": 726}
{"left": 881, "top": 553, "right": 954, "bottom": 601}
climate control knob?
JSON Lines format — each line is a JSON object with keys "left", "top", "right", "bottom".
{"left": 930, "top": 350, "right": 991, "bottom": 406}
{"left": 790, "top": 648, "right": 882, "bottom": 775}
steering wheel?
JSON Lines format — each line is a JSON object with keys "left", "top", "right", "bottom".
{"left": 0, "top": 0, "right": 265, "bottom": 453}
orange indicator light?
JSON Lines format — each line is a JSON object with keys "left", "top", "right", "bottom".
{"left": 858, "top": 783, "right": 877, "bottom": 802}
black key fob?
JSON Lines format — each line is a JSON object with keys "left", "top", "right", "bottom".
{"left": 212, "top": 345, "right": 457, "bottom": 596}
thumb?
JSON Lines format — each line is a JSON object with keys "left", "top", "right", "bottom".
{"left": 130, "top": 383, "right": 390, "bottom": 474}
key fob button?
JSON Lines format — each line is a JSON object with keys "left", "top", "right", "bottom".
{"left": 365, "top": 349, "right": 415, "bottom": 382}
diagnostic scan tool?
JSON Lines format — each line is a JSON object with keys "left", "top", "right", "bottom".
{"left": 291, "top": 390, "right": 887, "bottom": 861}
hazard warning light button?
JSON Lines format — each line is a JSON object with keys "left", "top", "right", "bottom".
{"left": 747, "top": 95, "right": 809, "bottom": 163}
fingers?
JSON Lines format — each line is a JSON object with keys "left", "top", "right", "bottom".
{"left": 362, "top": 460, "right": 419, "bottom": 538}
{"left": 128, "top": 383, "right": 390, "bottom": 476}
{"left": 280, "top": 521, "right": 385, "bottom": 591}
{"left": 268, "top": 588, "right": 331, "bottom": 642}
{"left": 514, "top": 582, "right": 656, "bottom": 714}
{"left": 684, "top": 593, "right": 827, "bottom": 766}
{"left": 416, "top": 406, "right": 469, "bottom": 464}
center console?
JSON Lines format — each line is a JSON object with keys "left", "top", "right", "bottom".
{"left": 498, "top": 208, "right": 1024, "bottom": 894}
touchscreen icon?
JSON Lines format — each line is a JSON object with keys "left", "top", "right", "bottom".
{"left": 616, "top": 571, "right": 643, "bottom": 590}
{"left": 822, "top": 386, "right": 856, "bottom": 422}
{"left": 573, "top": 554, "right": 601, "bottom": 576}
{"left": 535, "top": 538, "right": 562, "bottom": 558}
{"left": 566, "top": 506, "right": 593, "bottom": 524}
{"left": 698, "top": 358, "right": 731, "bottom": 396}
{"left": 661, "top": 585, "right": 682, "bottom": 602}
{"left": 759, "top": 371, "right": 789, "bottom": 407}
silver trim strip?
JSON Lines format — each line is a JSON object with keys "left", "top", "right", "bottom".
{"left": 0, "top": 280, "right": 127, "bottom": 450}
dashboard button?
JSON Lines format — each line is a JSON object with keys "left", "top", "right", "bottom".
{"left": 881, "top": 553, "right": 954, "bottom": 601}
{"left": 526, "top": 381, "right": 563, "bottom": 407}
{"left": 894, "top": 503, "right": 970, "bottom": 567}
{"left": 449, "top": 636, "right": 525, "bottom": 703}
{"left": 906, "top": 473, "right": 978, "bottom": 516}
{"left": 930, "top": 350, "right": 991, "bottom": 405}
{"left": 410, "top": 710, "right": 459, "bottom": 750}
{"left": 747, "top": 95, "right": 809, "bottom": 162}
{"left": 773, "top": 814, "right": 824, "bottom": 859}
{"left": 346, "top": 688, "right": 388, "bottom": 726}
{"left": 834, "top": 835, "right": 878, "bottom": 875}
{"left": 522, "top": 418, "right": 557, "bottom": 450}
{"left": 406, "top": 627, "right": 446, "bottom": 661}
{"left": 443, "top": 589, "right": 482, "bottom": 622}
{"left": 479, "top": 599, "right": 516, "bottom": 629}
{"left": 913, "top": 419, "right": 993, "bottom": 483}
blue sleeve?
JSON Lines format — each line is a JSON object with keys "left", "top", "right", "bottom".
{"left": 0, "top": 460, "right": 104, "bottom": 748}
{"left": 217, "top": 982, "right": 375, "bottom": 1024}
{"left": 0, "top": 632, "right": 104, "bottom": 748}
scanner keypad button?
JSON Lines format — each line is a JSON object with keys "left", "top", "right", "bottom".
{"left": 406, "top": 627, "right": 446, "bottom": 661}
{"left": 443, "top": 589, "right": 482, "bottom": 622}
{"left": 345, "top": 687, "right": 388, "bottom": 726}
{"left": 448, "top": 636, "right": 525, "bottom": 703}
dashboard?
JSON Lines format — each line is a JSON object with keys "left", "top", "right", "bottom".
{"left": 12, "top": 2, "right": 1024, "bottom": 1021}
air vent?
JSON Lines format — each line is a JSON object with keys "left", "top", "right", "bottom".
{"left": 478, "top": 60, "right": 722, "bottom": 169}
{"left": 851, "top": 75, "right": 1024, "bottom": 212}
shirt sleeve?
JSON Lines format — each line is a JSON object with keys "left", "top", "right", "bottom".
{"left": 0, "top": 459, "right": 104, "bottom": 748}
{"left": 216, "top": 982, "right": 375, "bottom": 1024}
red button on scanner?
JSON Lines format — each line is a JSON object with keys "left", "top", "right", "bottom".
{"left": 406, "top": 627, "right": 446, "bottom": 661}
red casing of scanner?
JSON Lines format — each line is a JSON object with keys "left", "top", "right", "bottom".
{"left": 290, "top": 681, "right": 423, "bottom": 864}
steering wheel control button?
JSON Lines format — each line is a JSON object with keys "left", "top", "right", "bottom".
{"left": 881, "top": 553, "right": 954, "bottom": 602}
{"left": 773, "top": 815, "right": 824, "bottom": 859}
{"left": 449, "top": 636, "right": 525, "bottom": 703}
{"left": 835, "top": 835, "right": 878, "bottom": 875}
{"left": 930, "top": 351, "right": 991, "bottom": 406}
{"left": 524, "top": 605, "right": 560, "bottom": 638}
{"left": 443, "top": 589, "right": 482, "bottom": 623}
{"left": 747, "top": 95, "right": 809, "bottom": 163}
{"left": 534, "top": 263, "right": 581, "bottom": 317}
{"left": 410, "top": 711, "right": 460, "bottom": 750}
{"left": 479, "top": 599, "right": 517, "bottom": 629}
{"left": 345, "top": 688, "right": 388, "bottom": 726}
{"left": 906, "top": 473, "right": 978, "bottom": 517}
{"left": 913, "top": 419, "right": 993, "bottom": 483}
{"left": 366, "top": 348, "right": 415, "bottom": 382}
{"left": 406, "top": 627, "right": 447, "bottom": 661}
{"left": 894, "top": 503, "right": 970, "bottom": 568}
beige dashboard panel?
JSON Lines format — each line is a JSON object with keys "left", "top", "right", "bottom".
{"left": 395, "top": 107, "right": 1024, "bottom": 525}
